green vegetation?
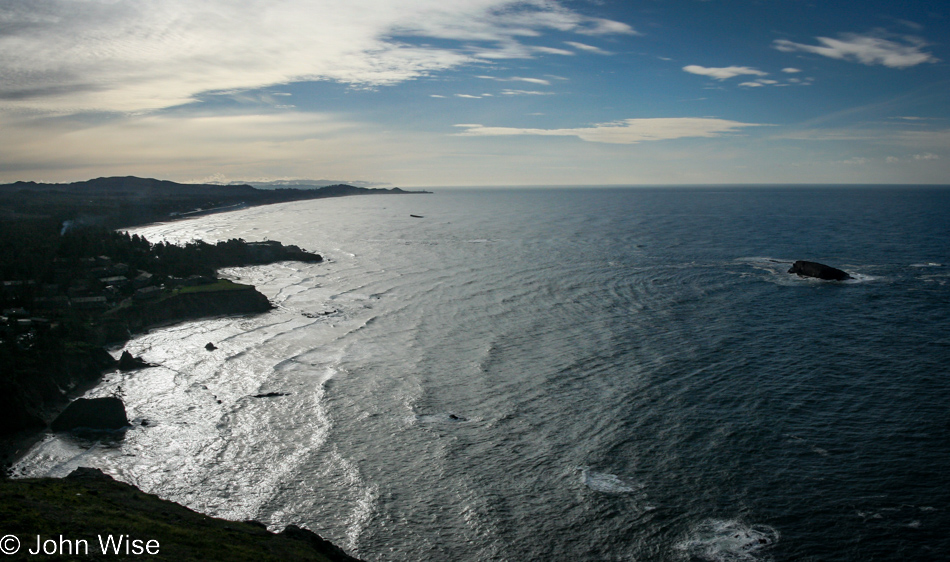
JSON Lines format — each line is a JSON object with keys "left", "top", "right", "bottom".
{"left": 173, "top": 279, "right": 255, "bottom": 294}
{"left": 0, "top": 469, "right": 358, "bottom": 561}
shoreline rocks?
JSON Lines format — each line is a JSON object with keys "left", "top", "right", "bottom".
{"left": 50, "top": 397, "right": 129, "bottom": 432}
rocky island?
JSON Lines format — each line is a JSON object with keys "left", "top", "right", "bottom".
{"left": 788, "top": 260, "right": 852, "bottom": 281}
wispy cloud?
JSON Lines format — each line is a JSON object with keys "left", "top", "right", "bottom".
{"left": 682, "top": 65, "right": 769, "bottom": 80}
{"left": 773, "top": 32, "right": 938, "bottom": 68}
{"left": 478, "top": 76, "right": 552, "bottom": 85}
{"left": 454, "top": 118, "right": 763, "bottom": 144}
{"left": 565, "top": 41, "right": 612, "bottom": 55}
{"left": 500, "top": 89, "right": 553, "bottom": 95}
{"left": 0, "top": 0, "right": 632, "bottom": 113}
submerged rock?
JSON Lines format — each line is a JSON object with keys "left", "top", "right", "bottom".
{"left": 788, "top": 260, "right": 851, "bottom": 281}
{"left": 50, "top": 397, "right": 129, "bottom": 431}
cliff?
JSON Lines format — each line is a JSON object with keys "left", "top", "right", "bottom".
{"left": 0, "top": 467, "right": 362, "bottom": 561}
{"left": 103, "top": 280, "right": 273, "bottom": 333}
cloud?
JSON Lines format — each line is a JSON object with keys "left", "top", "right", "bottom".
{"left": 773, "top": 32, "right": 938, "bottom": 68}
{"left": 887, "top": 152, "right": 940, "bottom": 163}
{"left": 738, "top": 82, "right": 764, "bottom": 88}
{"left": 454, "top": 118, "right": 763, "bottom": 144}
{"left": 478, "top": 76, "right": 552, "bottom": 85}
{"left": 564, "top": 41, "right": 611, "bottom": 55}
{"left": 0, "top": 110, "right": 369, "bottom": 178}
{"left": 500, "top": 89, "right": 553, "bottom": 95}
{"left": 781, "top": 68, "right": 802, "bottom": 73}
{"left": 576, "top": 18, "right": 637, "bottom": 36}
{"left": 0, "top": 0, "right": 633, "bottom": 113}
{"left": 682, "top": 65, "right": 769, "bottom": 80}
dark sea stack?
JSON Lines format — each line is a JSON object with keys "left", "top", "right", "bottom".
{"left": 788, "top": 260, "right": 852, "bottom": 281}
{"left": 118, "top": 350, "right": 150, "bottom": 370}
{"left": 50, "top": 397, "right": 129, "bottom": 431}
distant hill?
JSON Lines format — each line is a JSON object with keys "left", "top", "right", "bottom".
{"left": 0, "top": 176, "right": 428, "bottom": 228}
{"left": 217, "top": 179, "right": 389, "bottom": 190}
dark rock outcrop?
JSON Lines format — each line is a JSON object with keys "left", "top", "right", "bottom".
{"left": 788, "top": 260, "right": 851, "bottom": 281}
{"left": 50, "top": 397, "right": 129, "bottom": 431}
{"left": 118, "top": 350, "right": 150, "bottom": 371}
{"left": 106, "top": 283, "right": 272, "bottom": 332}
{"left": 280, "top": 524, "right": 363, "bottom": 562}
{"left": 1, "top": 467, "right": 364, "bottom": 561}
{"left": 0, "top": 344, "right": 118, "bottom": 438}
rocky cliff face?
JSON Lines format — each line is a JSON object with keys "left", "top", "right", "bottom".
{"left": 1, "top": 467, "right": 363, "bottom": 561}
{"left": 107, "top": 286, "right": 273, "bottom": 332}
{"left": 0, "top": 343, "right": 117, "bottom": 439}
{"left": 2, "top": 285, "right": 273, "bottom": 461}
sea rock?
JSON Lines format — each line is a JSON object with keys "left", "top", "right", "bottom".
{"left": 50, "top": 397, "right": 129, "bottom": 431}
{"left": 788, "top": 260, "right": 851, "bottom": 281}
{"left": 118, "top": 350, "right": 150, "bottom": 371}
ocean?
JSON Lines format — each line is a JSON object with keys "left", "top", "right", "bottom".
{"left": 13, "top": 187, "right": 950, "bottom": 561}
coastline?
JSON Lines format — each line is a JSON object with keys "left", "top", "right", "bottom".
{"left": 1, "top": 467, "right": 362, "bottom": 561}
{"left": 0, "top": 185, "right": 416, "bottom": 561}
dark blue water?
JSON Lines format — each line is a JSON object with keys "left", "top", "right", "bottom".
{"left": 17, "top": 187, "right": 950, "bottom": 561}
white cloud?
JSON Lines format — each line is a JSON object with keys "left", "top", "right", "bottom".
{"left": 682, "top": 65, "right": 769, "bottom": 80}
{"left": 576, "top": 18, "right": 637, "bottom": 36}
{"left": 0, "top": 0, "right": 632, "bottom": 113}
{"left": 0, "top": 110, "right": 369, "bottom": 179}
{"left": 738, "top": 82, "right": 764, "bottom": 88}
{"left": 454, "top": 118, "right": 763, "bottom": 144}
{"left": 886, "top": 153, "right": 940, "bottom": 163}
{"left": 773, "top": 32, "right": 938, "bottom": 68}
{"left": 756, "top": 79, "right": 778, "bottom": 85}
{"left": 455, "top": 94, "right": 483, "bottom": 98}
{"left": 781, "top": 67, "right": 802, "bottom": 73}
{"left": 478, "top": 76, "right": 551, "bottom": 85}
{"left": 565, "top": 41, "right": 611, "bottom": 55}
{"left": 500, "top": 89, "right": 553, "bottom": 95}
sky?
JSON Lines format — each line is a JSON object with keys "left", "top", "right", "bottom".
{"left": 1, "top": 0, "right": 948, "bottom": 186}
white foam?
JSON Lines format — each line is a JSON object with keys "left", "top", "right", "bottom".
{"left": 580, "top": 467, "right": 644, "bottom": 494}
{"left": 675, "top": 519, "right": 779, "bottom": 562}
